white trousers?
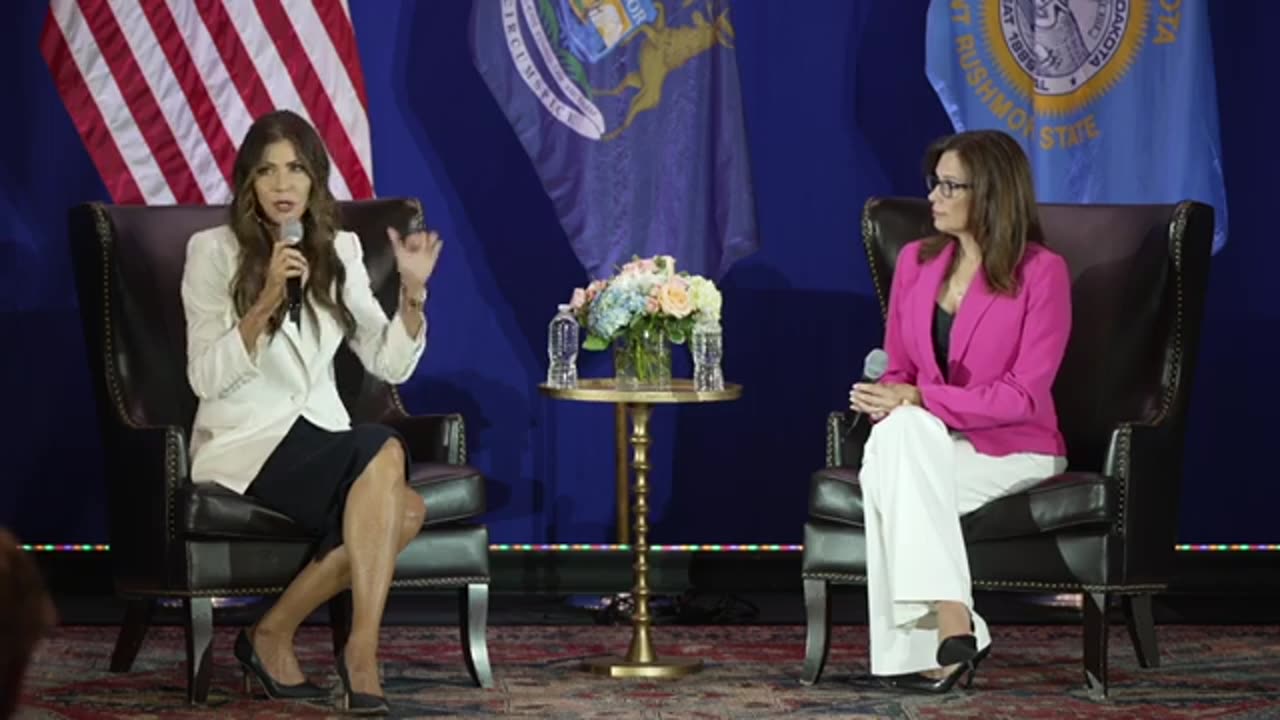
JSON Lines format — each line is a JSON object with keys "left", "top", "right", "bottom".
{"left": 860, "top": 406, "right": 1066, "bottom": 675}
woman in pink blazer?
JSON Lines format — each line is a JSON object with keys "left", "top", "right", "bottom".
{"left": 850, "top": 130, "right": 1072, "bottom": 692}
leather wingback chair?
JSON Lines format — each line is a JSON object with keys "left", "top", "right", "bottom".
{"left": 801, "top": 198, "right": 1213, "bottom": 698}
{"left": 67, "top": 199, "right": 493, "bottom": 703}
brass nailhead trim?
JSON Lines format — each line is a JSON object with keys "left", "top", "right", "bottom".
{"left": 455, "top": 414, "right": 468, "bottom": 465}
{"left": 166, "top": 429, "right": 179, "bottom": 541}
{"left": 860, "top": 200, "right": 890, "bottom": 317}
{"left": 804, "top": 572, "right": 1166, "bottom": 594}
{"left": 1112, "top": 425, "right": 1129, "bottom": 536}
{"left": 825, "top": 412, "right": 840, "bottom": 468}
{"left": 92, "top": 204, "right": 140, "bottom": 429}
{"left": 123, "top": 576, "right": 490, "bottom": 597}
{"left": 392, "top": 576, "right": 490, "bottom": 589}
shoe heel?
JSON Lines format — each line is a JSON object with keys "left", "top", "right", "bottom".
{"left": 336, "top": 652, "right": 390, "bottom": 716}
{"left": 241, "top": 669, "right": 254, "bottom": 696}
{"left": 936, "top": 634, "right": 978, "bottom": 667}
{"left": 963, "top": 664, "right": 978, "bottom": 689}
{"left": 234, "top": 628, "right": 330, "bottom": 701}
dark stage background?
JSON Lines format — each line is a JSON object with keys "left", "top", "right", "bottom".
{"left": 0, "top": 1, "right": 1274, "bottom": 550}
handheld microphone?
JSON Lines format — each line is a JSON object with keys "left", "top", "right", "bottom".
{"left": 845, "top": 348, "right": 889, "bottom": 438}
{"left": 860, "top": 348, "right": 889, "bottom": 386}
{"left": 281, "top": 219, "right": 303, "bottom": 327}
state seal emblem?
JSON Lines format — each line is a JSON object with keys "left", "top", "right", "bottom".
{"left": 985, "top": 0, "right": 1149, "bottom": 115}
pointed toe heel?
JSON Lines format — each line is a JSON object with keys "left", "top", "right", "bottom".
{"left": 234, "top": 629, "right": 330, "bottom": 700}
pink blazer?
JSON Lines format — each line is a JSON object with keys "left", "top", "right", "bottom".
{"left": 880, "top": 239, "right": 1071, "bottom": 458}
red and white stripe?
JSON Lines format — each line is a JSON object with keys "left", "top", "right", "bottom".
{"left": 40, "top": 0, "right": 374, "bottom": 205}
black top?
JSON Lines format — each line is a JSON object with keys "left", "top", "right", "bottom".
{"left": 933, "top": 303, "right": 954, "bottom": 380}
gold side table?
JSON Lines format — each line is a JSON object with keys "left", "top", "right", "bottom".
{"left": 539, "top": 378, "right": 742, "bottom": 678}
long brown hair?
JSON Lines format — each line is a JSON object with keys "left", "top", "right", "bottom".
{"left": 919, "top": 129, "right": 1044, "bottom": 295}
{"left": 228, "top": 109, "right": 355, "bottom": 335}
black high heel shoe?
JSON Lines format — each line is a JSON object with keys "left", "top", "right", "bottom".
{"left": 936, "top": 615, "right": 981, "bottom": 667}
{"left": 336, "top": 651, "right": 390, "bottom": 716}
{"left": 878, "top": 644, "right": 991, "bottom": 694}
{"left": 233, "top": 629, "right": 330, "bottom": 700}
{"left": 936, "top": 631, "right": 980, "bottom": 666}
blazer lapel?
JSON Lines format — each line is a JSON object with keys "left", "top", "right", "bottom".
{"left": 914, "top": 242, "right": 952, "bottom": 383}
{"left": 278, "top": 312, "right": 311, "bottom": 372}
{"left": 950, "top": 266, "right": 997, "bottom": 366}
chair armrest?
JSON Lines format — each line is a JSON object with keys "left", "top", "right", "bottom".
{"left": 102, "top": 424, "right": 190, "bottom": 592}
{"left": 1104, "top": 420, "right": 1183, "bottom": 584}
{"left": 825, "top": 411, "right": 872, "bottom": 469}
{"left": 388, "top": 413, "right": 466, "bottom": 465}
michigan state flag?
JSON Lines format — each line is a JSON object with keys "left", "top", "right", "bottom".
{"left": 470, "top": 0, "right": 759, "bottom": 279}
{"left": 926, "top": 0, "right": 1228, "bottom": 252}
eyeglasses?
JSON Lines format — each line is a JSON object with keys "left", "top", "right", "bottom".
{"left": 926, "top": 175, "right": 972, "bottom": 199}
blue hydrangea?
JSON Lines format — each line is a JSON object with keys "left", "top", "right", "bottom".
{"left": 587, "top": 280, "right": 650, "bottom": 340}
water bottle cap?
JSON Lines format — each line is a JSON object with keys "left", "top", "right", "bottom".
{"left": 557, "top": 303, "right": 574, "bottom": 312}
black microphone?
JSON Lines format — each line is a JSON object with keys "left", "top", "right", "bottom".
{"left": 845, "top": 348, "right": 889, "bottom": 438}
{"left": 281, "top": 219, "right": 303, "bottom": 327}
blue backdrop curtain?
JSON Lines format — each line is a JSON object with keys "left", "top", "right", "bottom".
{"left": 0, "top": 0, "right": 1274, "bottom": 546}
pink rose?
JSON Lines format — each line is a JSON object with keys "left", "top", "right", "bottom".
{"left": 585, "top": 279, "right": 607, "bottom": 301}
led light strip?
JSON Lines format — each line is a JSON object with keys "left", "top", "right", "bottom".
{"left": 20, "top": 543, "right": 1280, "bottom": 553}
{"left": 1174, "top": 544, "right": 1280, "bottom": 552}
{"left": 19, "top": 543, "right": 804, "bottom": 553}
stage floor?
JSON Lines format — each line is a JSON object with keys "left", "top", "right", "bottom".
{"left": 15, "top": 622, "right": 1280, "bottom": 719}
{"left": 44, "top": 587, "right": 1280, "bottom": 628}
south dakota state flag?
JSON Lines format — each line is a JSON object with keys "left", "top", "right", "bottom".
{"left": 926, "top": 0, "right": 1228, "bottom": 252}
{"left": 470, "top": 0, "right": 759, "bottom": 279}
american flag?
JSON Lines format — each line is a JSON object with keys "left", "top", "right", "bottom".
{"left": 40, "top": 0, "right": 374, "bottom": 205}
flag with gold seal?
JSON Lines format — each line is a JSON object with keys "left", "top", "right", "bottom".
{"left": 471, "top": 0, "right": 760, "bottom": 279}
{"left": 926, "top": 0, "right": 1227, "bottom": 251}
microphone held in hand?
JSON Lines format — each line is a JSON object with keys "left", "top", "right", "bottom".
{"left": 861, "top": 348, "right": 889, "bottom": 386}
{"left": 845, "top": 348, "right": 889, "bottom": 438}
{"left": 282, "top": 219, "right": 303, "bottom": 327}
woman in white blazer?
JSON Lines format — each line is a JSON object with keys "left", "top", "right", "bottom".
{"left": 181, "top": 109, "right": 439, "bottom": 715}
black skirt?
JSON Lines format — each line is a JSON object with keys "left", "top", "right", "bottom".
{"left": 247, "top": 417, "right": 410, "bottom": 560}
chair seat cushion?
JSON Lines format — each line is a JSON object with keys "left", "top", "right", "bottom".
{"left": 808, "top": 467, "right": 1112, "bottom": 542}
{"left": 183, "top": 462, "right": 486, "bottom": 541}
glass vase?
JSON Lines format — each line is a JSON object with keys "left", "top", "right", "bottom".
{"left": 614, "top": 327, "right": 672, "bottom": 390}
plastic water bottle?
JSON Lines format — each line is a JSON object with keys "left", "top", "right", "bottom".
{"left": 546, "top": 304, "right": 579, "bottom": 388}
{"left": 691, "top": 320, "right": 724, "bottom": 392}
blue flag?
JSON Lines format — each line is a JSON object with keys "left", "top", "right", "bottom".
{"left": 926, "top": 0, "right": 1227, "bottom": 252}
{"left": 470, "top": 0, "right": 759, "bottom": 279}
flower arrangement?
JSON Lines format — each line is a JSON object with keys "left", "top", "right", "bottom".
{"left": 567, "top": 255, "right": 722, "bottom": 387}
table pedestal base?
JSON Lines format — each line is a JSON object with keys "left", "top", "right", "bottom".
{"left": 582, "top": 600, "right": 704, "bottom": 677}
{"left": 583, "top": 656, "right": 703, "bottom": 678}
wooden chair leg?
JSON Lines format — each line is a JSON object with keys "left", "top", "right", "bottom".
{"left": 800, "top": 578, "right": 833, "bottom": 686}
{"left": 183, "top": 597, "right": 214, "bottom": 705}
{"left": 328, "top": 590, "right": 353, "bottom": 659}
{"left": 459, "top": 583, "right": 493, "bottom": 688}
{"left": 1082, "top": 591, "right": 1110, "bottom": 700}
{"left": 1123, "top": 593, "right": 1159, "bottom": 668}
{"left": 109, "top": 598, "right": 155, "bottom": 672}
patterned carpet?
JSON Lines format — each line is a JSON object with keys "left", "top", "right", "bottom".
{"left": 14, "top": 624, "right": 1280, "bottom": 718}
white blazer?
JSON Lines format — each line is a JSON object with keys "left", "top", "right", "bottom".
{"left": 180, "top": 225, "right": 426, "bottom": 494}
